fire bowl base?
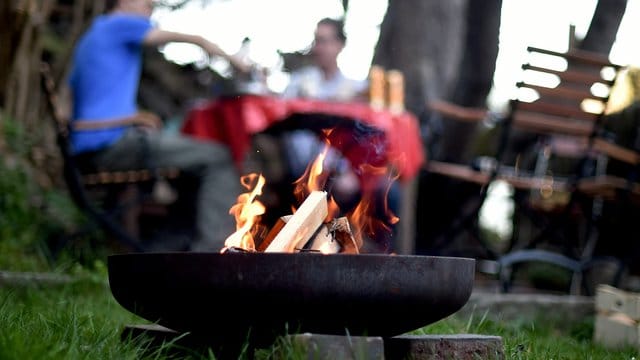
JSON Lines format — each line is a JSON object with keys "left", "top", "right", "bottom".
{"left": 122, "top": 324, "right": 504, "bottom": 360}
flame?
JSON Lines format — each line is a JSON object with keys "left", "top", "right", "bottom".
{"left": 292, "top": 141, "right": 340, "bottom": 221}
{"left": 222, "top": 173, "right": 266, "bottom": 252}
{"left": 293, "top": 142, "right": 331, "bottom": 201}
{"left": 346, "top": 165, "right": 400, "bottom": 253}
{"left": 221, "top": 126, "right": 403, "bottom": 255}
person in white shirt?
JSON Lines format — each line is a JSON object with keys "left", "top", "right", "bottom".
{"left": 281, "top": 18, "right": 367, "bottom": 177}
{"left": 277, "top": 18, "right": 400, "bottom": 253}
{"left": 282, "top": 18, "right": 367, "bottom": 102}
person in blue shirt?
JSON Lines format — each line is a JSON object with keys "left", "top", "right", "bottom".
{"left": 68, "top": 0, "right": 249, "bottom": 251}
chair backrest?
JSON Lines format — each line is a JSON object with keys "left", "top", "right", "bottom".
{"left": 497, "top": 46, "right": 624, "bottom": 181}
{"left": 40, "top": 63, "right": 90, "bottom": 205}
{"left": 511, "top": 46, "right": 620, "bottom": 135}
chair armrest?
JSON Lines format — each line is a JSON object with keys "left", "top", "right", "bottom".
{"left": 427, "top": 99, "right": 489, "bottom": 122}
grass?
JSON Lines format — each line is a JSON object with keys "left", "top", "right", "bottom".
{"left": 1, "top": 275, "right": 639, "bottom": 360}
{"left": 417, "top": 310, "right": 639, "bottom": 360}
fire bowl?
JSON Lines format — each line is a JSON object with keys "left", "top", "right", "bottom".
{"left": 108, "top": 252, "right": 475, "bottom": 345}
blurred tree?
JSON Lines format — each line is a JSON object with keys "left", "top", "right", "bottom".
{"left": 372, "top": 0, "right": 502, "bottom": 255}
{"left": 579, "top": 0, "right": 628, "bottom": 55}
{"left": 0, "top": 1, "right": 106, "bottom": 188}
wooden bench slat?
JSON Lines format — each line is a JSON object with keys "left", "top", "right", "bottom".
{"left": 425, "top": 161, "right": 570, "bottom": 192}
{"left": 522, "top": 64, "right": 614, "bottom": 86}
{"left": 512, "top": 111, "right": 593, "bottom": 136}
{"left": 517, "top": 82, "right": 608, "bottom": 102}
{"left": 527, "top": 46, "right": 622, "bottom": 69}
{"left": 516, "top": 101, "right": 600, "bottom": 122}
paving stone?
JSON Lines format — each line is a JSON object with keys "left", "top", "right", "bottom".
{"left": 384, "top": 334, "right": 504, "bottom": 360}
{"left": 459, "top": 291, "right": 595, "bottom": 324}
{"left": 288, "top": 333, "right": 385, "bottom": 360}
{"left": 0, "top": 271, "right": 75, "bottom": 287}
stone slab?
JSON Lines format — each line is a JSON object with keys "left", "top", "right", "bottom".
{"left": 0, "top": 271, "right": 75, "bottom": 287}
{"left": 458, "top": 291, "right": 595, "bottom": 324}
{"left": 384, "top": 334, "right": 504, "bottom": 360}
{"left": 288, "top": 333, "right": 385, "bottom": 360}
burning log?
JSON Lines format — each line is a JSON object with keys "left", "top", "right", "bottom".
{"left": 259, "top": 215, "right": 348, "bottom": 254}
{"left": 256, "top": 215, "right": 292, "bottom": 252}
{"left": 223, "top": 187, "right": 360, "bottom": 254}
{"left": 220, "top": 246, "right": 253, "bottom": 254}
{"left": 304, "top": 223, "right": 341, "bottom": 254}
{"left": 328, "top": 217, "right": 360, "bottom": 254}
{"left": 265, "top": 191, "right": 328, "bottom": 253}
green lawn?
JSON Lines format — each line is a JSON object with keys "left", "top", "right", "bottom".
{"left": 1, "top": 129, "right": 638, "bottom": 359}
{"left": 1, "top": 273, "right": 638, "bottom": 360}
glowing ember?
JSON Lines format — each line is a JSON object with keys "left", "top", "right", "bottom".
{"left": 222, "top": 173, "right": 266, "bottom": 252}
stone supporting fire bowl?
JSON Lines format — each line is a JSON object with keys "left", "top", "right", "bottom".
{"left": 108, "top": 252, "right": 475, "bottom": 346}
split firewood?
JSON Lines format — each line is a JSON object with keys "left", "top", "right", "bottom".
{"left": 256, "top": 215, "right": 292, "bottom": 252}
{"left": 330, "top": 217, "right": 360, "bottom": 254}
{"left": 221, "top": 246, "right": 254, "bottom": 254}
{"left": 304, "top": 223, "right": 341, "bottom": 254}
{"left": 265, "top": 191, "right": 328, "bottom": 253}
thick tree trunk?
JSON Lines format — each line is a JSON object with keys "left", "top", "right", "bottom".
{"left": 1, "top": 0, "right": 105, "bottom": 188}
{"left": 579, "top": 0, "right": 628, "bottom": 55}
{"left": 0, "top": 2, "right": 28, "bottom": 107}
{"left": 373, "top": 0, "right": 466, "bottom": 116}
{"left": 437, "top": 0, "right": 502, "bottom": 164}
{"left": 412, "top": 0, "right": 503, "bottom": 255}
{"left": 372, "top": 0, "right": 467, "bottom": 255}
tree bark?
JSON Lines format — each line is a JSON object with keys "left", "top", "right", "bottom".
{"left": 579, "top": 0, "right": 628, "bottom": 55}
{"left": 437, "top": 0, "right": 502, "bottom": 164}
{"left": 372, "top": 0, "right": 468, "bottom": 255}
{"left": 1, "top": 0, "right": 105, "bottom": 187}
{"left": 0, "top": 2, "right": 28, "bottom": 107}
{"left": 410, "top": 0, "right": 503, "bottom": 255}
{"left": 373, "top": 0, "right": 466, "bottom": 116}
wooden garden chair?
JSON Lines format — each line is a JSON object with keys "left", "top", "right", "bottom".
{"left": 426, "top": 46, "right": 638, "bottom": 294}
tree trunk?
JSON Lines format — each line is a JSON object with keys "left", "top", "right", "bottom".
{"left": 411, "top": 0, "right": 503, "bottom": 255}
{"left": 579, "top": 0, "right": 628, "bottom": 55}
{"left": 437, "top": 0, "right": 502, "bottom": 164}
{"left": 1, "top": 0, "right": 105, "bottom": 188}
{"left": 0, "top": 2, "right": 28, "bottom": 107}
{"left": 373, "top": 0, "right": 466, "bottom": 116}
{"left": 372, "top": 0, "right": 467, "bottom": 255}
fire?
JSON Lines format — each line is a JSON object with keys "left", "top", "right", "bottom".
{"left": 347, "top": 170, "right": 400, "bottom": 253}
{"left": 291, "top": 141, "right": 400, "bottom": 253}
{"left": 293, "top": 141, "right": 330, "bottom": 200}
{"left": 222, "top": 128, "right": 400, "bottom": 254}
{"left": 292, "top": 142, "right": 340, "bottom": 221}
{"left": 222, "top": 173, "right": 266, "bottom": 252}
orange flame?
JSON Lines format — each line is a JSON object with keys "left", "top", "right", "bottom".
{"left": 293, "top": 142, "right": 330, "bottom": 200}
{"left": 292, "top": 142, "right": 340, "bottom": 221}
{"left": 222, "top": 173, "right": 266, "bottom": 252}
{"left": 346, "top": 165, "right": 400, "bottom": 253}
{"left": 221, "top": 127, "right": 402, "bottom": 255}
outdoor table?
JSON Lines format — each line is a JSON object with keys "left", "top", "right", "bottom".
{"left": 180, "top": 94, "right": 425, "bottom": 186}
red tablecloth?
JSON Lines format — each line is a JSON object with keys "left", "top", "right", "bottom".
{"left": 181, "top": 95, "right": 425, "bottom": 183}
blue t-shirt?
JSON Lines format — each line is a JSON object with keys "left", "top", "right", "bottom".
{"left": 69, "top": 14, "right": 153, "bottom": 154}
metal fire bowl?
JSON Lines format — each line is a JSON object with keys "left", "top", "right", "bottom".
{"left": 108, "top": 252, "right": 475, "bottom": 344}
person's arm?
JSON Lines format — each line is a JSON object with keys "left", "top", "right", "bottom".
{"left": 143, "top": 29, "right": 251, "bottom": 73}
